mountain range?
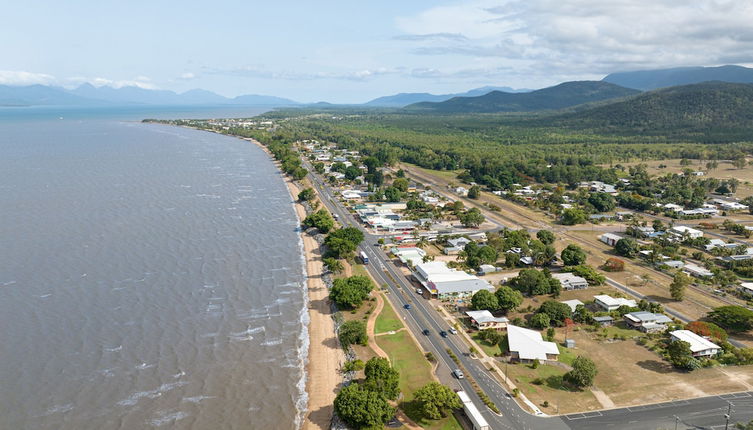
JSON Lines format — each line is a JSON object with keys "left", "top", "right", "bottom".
{"left": 363, "top": 86, "right": 530, "bottom": 107}
{"left": 0, "top": 83, "right": 300, "bottom": 107}
{"left": 602, "top": 65, "right": 753, "bottom": 91}
{"left": 406, "top": 81, "right": 640, "bottom": 113}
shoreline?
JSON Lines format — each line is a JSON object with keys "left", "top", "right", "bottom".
{"left": 244, "top": 136, "right": 344, "bottom": 430}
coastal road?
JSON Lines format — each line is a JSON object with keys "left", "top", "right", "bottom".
{"left": 300, "top": 159, "right": 753, "bottom": 429}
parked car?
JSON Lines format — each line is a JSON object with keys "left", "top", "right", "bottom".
{"left": 416, "top": 288, "right": 423, "bottom": 295}
{"left": 403, "top": 304, "right": 412, "bottom": 310}
{"left": 422, "top": 329, "right": 430, "bottom": 336}
{"left": 452, "top": 369, "right": 464, "bottom": 379}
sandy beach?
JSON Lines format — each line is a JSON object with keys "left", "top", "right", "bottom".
{"left": 244, "top": 137, "right": 344, "bottom": 430}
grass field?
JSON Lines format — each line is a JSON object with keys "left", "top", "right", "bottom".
{"left": 377, "top": 330, "right": 461, "bottom": 430}
{"left": 374, "top": 294, "right": 404, "bottom": 334}
{"left": 471, "top": 333, "right": 503, "bottom": 357}
{"left": 506, "top": 362, "right": 601, "bottom": 413}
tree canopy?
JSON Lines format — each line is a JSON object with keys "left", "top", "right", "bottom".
{"left": 334, "top": 384, "right": 395, "bottom": 429}
{"left": 330, "top": 276, "right": 374, "bottom": 309}
{"left": 413, "top": 382, "right": 463, "bottom": 420}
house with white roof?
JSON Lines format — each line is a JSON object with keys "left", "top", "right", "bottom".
{"left": 594, "top": 295, "right": 637, "bottom": 311}
{"left": 599, "top": 233, "right": 623, "bottom": 247}
{"left": 552, "top": 273, "right": 589, "bottom": 290}
{"left": 670, "top": 330, "right": 721, "bottom": 357}
{"left": 390, "top": 247, "right": 426, "bottom": 267}
{"left": 624, "top": 311, "right": 673, "bottom": 333}
{"left": 466, "top": 310, "right": 509, "bottom": 330}
{"left": 561, "top": 299, "right": 584, "bottom": 313}
{"left": 506, "top": 325, "right": 560, "bottom": 363}
{"left": 670, "top": 226, "right": 703, "bottom": 239}
{"left": 682, "top": 263, "right": 713, "bottom": 278}
{"left": 739, "top": 283, "right": 753, "bottom": 297}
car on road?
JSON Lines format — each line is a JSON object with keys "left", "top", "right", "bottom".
{"left": 403, "top": 304, "right": 412, "bottom": 310}
{"left": 439, "top": 331, "right": 448, "bottom": 338}
{"left": 452, "top": 369, "right": 464, "bottom": 379}
{"left": 422, "top": 329, "right": 430, "bottom": 336}
{"left": 448, "top": 328, "right": 458, "bottom": 335}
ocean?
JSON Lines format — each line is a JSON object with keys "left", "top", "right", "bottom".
{"left": 0, "top": 106, "right": 308, "bottom": 429}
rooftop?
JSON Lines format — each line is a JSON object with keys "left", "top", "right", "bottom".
{"left": 466, "top": 310, "right": 510, "bottom": 324}
{"left": 507, "top": 325, "right": 560, "bottom": 361}
{"left": 670, "top": 330, "right": 721, "bottom": 353}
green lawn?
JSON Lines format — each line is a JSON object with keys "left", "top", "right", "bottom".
{"left": 375, "top": 295, "right": 403, "bottom": 334}
{"left": 557, "top": 344, "right": 578, "bottom": 366}
{"left": 471, "top": 333, "right": 502, "bottom": 357}
{"left": 377, "top": 321, "right": 461, "bottom": 429}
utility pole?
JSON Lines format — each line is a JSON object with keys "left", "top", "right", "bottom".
{"left": 674, "top": 415, "right": 679, "bottom": 430}
{"left": 724, "top": 402, "right": 732, "bottom": 430}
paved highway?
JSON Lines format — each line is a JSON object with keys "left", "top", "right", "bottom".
{"left": 299, "top": 159, "right": 753, "bottom": 430}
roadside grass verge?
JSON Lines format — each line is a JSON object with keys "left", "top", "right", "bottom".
{"left": 374, "top": 294, "right": 403, "bottom": 334}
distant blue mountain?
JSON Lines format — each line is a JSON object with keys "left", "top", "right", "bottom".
{"left": 603, "top": 65, "right": 753, "bottom": 90}
{"left": 0, "top": 83, "right": 300, "bottom": 107}
{"left": 364, "top": 86, "right": 530, "bottom": 107}
{"left": 0, "top": 84, "right": 103, "bottom": 106}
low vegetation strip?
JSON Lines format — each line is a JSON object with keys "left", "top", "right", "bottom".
{"left": 374, "top": 295, "right": 403, "bottom": 334}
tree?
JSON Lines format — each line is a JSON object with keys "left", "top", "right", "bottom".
{"left": 392, "top": 177, "right": 409, "bottom": 192}
{"left": 334, "top": 384, "right": 394, "bottom": 429}
{"left": 495, "top": 286, "right": 523, "bottom": 312}
{"left": 561, "top": 244, "right": 587, "bottom": 266}
{"left": 667, "top": 339, "right": 699, "bottom": 370}
{"left": 363, "top": 357, "right": 400, "bottom": 400}
{"left": 504, "top": 252, "right": 520, "bottom": 268}
{"left": 459, "top": 208, "right": 485, "bottom": 227}
{"left": 615, "top": 237, "right": 639, "bottom": 258}
{"left": 588, "top": 192, "right": 616, "bottom": 212}
{"left": 561, "top": 208, "right": 587, "bottom": 225}
{"left": 508, "top": 269, "right": 560, "bottom": 296}
{"left": 669, "top": 271, "right": 690, "bottom": 301}
{"left": 566, "top": 264, "right": 606, "bottom": 285}
{"left": 685, "top": 321, "right": 728, "bottom": 342}
{"left": 708, "top": 306, "right": 753, "bottom": 332}
{"left": 468, "top": 185, "right": 480, "bottom": 199}
{"left": 537, "top": 300, "right": 573, "bottom": 326}
{"left": 339, "top": 320, "right": 368, "bottom": 347}
{"left": 602, "top": 257, "right": 625, "bottom": 272}
{"left": 325, "top": 227, "right": 364, "bottom": 259}
{"left": 413, "top": 382, "right": 463, "bottom": 420}
{"left": 302, "top": 209, "right": 335, "bottom": 233}
{"left": 471, "top": 289, "right": 499, "bottom": 311}
{"left": 384, "top": 186, "right": 401, "bottom": 202}
{"left": 566, "top": 356, "right": 597, "bottom": 388}
{"left": 323, "top": 257, "right": 344, "bottom": 274}
{"left": 330, "top": 276, "right": 374, "bottom": 309}
{"left": 530, "top": 312, "right": 551, "bottom": 329}
{"left": 536, "top": 230, "right": 556, "bottom": 245}
{"left": 298, "top": 187, "right": 315, "bottom": 201}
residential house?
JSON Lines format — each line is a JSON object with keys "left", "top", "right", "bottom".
{"left": 455, "top": 186, "right": 469, "bottom": 196}
{"left": 624, "top": 311, "right": 673, "bottom": 333}
{"left": 477, "top": 264, "right": 498, "bottom": 276}
{"left": 553, "top": 273, "right": 589, "bottom": 291}
{"left": 506, "top": 325, "right": 560, "bottom": 363}
{"left": 599, "top": 233, "right": 623, "bottom": 247}
{"left": 635, "top": 226, "right": 655, "bottom": 237}
{"left": 670, "top": 330, "right": 721, "bottom": 357}
{"left": 682, "top": 263, "right": 714, "bottom": 278}
{"left": 444, "top": 237, "right": 472, "bottom": 255}
{"left": 660, "top": 260, "right": 685, "bottom": 269}
{"left": 561, "top": 299, "right": 584, "bottom": 313}
{"left": 466, "top": 310, "right": 509, "bottom": 330}
{"left": 593, "top": 316, "right": 614, "bottom": 326}
{"left": 594, "top": 295, "right": 637, "bottom": 311}
{"left": 738, "top": 283, "right": 753, "bottom": 297}
{"left": 670, "top": 226, "right": 703, "bottom": 239}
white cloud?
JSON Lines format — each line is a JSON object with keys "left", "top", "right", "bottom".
{"left": 178, "top": 72, "right": 196, "bottom": 80}
{"left": 207, "top": 65, "right": 403, "bottom": 81}
{"left": 394, "top": 0, "right": 753, "bottom": 82}
{"left": 0, "top": 70, "right": 57, "bottom": 86}
{"left": 66, "top": 75, "right": 157, "bottom": 89}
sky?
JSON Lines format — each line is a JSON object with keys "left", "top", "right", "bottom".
{"left": 2, "top": 0, "right": 753, "bottom": 103}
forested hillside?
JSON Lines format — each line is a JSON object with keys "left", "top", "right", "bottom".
{"left": 407, "top": 81, "right": 639, "bottom": 113}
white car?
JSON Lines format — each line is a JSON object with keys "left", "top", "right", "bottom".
{"left": 452, "top": 369, "right": 464, "bottom": 379}
{"left": 416, "top": 288, "right": 423, "bottom": 295}
{"left": 448, "top": 328, "right": 458, "bottom": 335}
